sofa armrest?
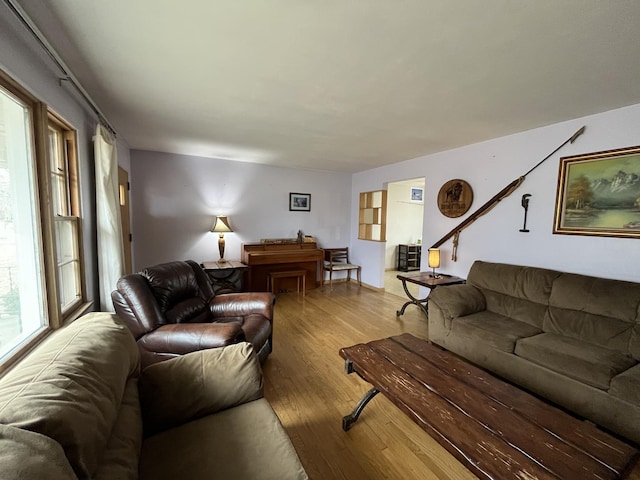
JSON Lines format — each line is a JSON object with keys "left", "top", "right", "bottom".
{"left": 0, "top": 425, "right": 77, "bottom": 480}
{"left": 429, "top": 284, "right": 486, "bottom": 320}
{"left": 428, "top": 285, "right": 485, "bottom": 343}
{"left": 139, "top": 342, "right": 263, "bottom": 436}
{"left": 210, "top": 292, "right": 275, "bottom": 322}
{"left": 139, "top": 322, "right": 245, "bottom": 355}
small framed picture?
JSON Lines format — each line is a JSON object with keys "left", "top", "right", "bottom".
{"left": 411, "top": 188, "right": 423, "bottom": 202}
{"left": 289, "top": 192, "right": 311, "bottom": 211}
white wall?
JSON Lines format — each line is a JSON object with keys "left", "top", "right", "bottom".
{"left": 385, "top": 181, "right": 424, "bottom": 269}
{"left": 130, "top": 150, "right": 351, "bottom": 269}
{"left": 353, "top": 103, "right": 640, "bottom": 288}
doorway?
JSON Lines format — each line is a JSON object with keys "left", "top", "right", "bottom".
{"left": 384, "top": 178, "right": 425, "bottom": 297}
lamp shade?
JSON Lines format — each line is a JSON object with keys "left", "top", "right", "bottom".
{"left": 428, "top": 248, "right": 440, "bottom": 269}
{"left": 211, "top": 215, "right": 233, "bottom": 233}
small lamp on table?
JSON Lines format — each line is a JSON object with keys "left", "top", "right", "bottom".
{"left": 428, "top": 248, "right": 441, "bottom": 278}
{"left": 211, "top": 215, "right": 233, "bottom": 264}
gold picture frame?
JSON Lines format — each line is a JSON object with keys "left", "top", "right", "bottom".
{"left": 553, "top": 145, "right": 640, "bottom": 238}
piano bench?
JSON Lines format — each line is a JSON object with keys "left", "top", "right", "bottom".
{"left": 267, "top": 270, "right": 306, "bottom": 296}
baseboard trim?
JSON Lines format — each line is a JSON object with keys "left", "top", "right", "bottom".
{"left": 322, "top": 278, "right": 383, "bottom": 292}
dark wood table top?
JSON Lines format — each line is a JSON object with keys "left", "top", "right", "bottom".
{"left": 202, "top": 260, "right": 247, "bottom": 271}
{"left": 396, "top": 272, "right": 465, "bottom": 288}
{"left": 340, "top": 333, "right": 639, "bottom": 480}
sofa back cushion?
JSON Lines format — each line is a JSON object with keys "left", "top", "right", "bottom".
{"left": 140, "top": 260, "right": 214, "bottom": 325}
{"left": 545, "top": 273, "right": 640, "bottom": 356}
{"left": 139, "top": 343, "right": 263, "bottom": 437}
{"left": 467, "top": 261, "right": 561, "bottom": 329}
{"left": 0, "top": 313, "right": 140, "bottom": 478}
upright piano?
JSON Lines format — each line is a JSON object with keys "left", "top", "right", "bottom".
{"left": 241, "top": 241, "right": 324, "bottom": 292}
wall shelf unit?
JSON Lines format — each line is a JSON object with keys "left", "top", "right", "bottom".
{"left": 358, "top": 190, "right": 387, "bottom": 242}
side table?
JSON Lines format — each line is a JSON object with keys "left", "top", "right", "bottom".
{"left": 202, "top": 261, "right": 248, "bottom": 294}
{"left": 396, "top": 272, "right": 465, "bottom": 317}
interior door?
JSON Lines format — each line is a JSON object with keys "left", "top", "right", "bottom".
{"left": 118, "top": 166, "right": 133, "bottom": 274}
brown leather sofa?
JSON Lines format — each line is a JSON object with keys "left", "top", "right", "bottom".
{"left": 112, "top": 260, "right": 274, "bottom": 368}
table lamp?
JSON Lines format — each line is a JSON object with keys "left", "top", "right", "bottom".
{"left": 211, "top": 215, "right": 233, "bottom": 264}
{"left": 428, "top": 248, "right": 441, "bottom": 278}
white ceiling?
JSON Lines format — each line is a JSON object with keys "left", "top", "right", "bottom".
{"left": 18, "top": 1, "right": 640, "bottom": 173}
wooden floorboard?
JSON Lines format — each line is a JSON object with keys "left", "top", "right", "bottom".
{"left": 262, "top": 282, "right": 640, "bottom": 480}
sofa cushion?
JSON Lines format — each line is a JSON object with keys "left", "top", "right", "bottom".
{"left": 0, "top": 312, "right": 139, "bottom": 478}
{"left": 515, "top": 333, "right": 637, "bottom": 390}
{"left": 139, "top": 342, "right": 263, "bottom": 436}
{"left": 609, "top": 363, "right": 640, "bottom": 405}
{"left": 631, "top": 325, "right": 640, "bottom": 361}
{"left": 467, "top": 261, "right": 560, "bottom": 329}
{"left": 139, "top": 399, "right": 308, "bottom": 480}
{"left": 544, "top": 273, "right": 640, "bottom": 353}
{"left": 0, "top": 424, "right": 76, "bottom": 480}
{"left": 93, "top": 379, "right": 143, "bottom": 480}
{"left": 450, "top": 311, "right": 541, "bottom": 353}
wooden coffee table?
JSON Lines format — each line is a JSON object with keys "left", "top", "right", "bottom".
{"left": 340, "top": 333, "right": 639, "bottom": 480}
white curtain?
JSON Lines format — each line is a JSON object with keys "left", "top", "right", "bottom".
{"left": 94, "top": 124, "right": 125, "bottom": 311}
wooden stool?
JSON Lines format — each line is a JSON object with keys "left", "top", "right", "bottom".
{"left": 267, "top": 270, "right": 306, "bottom": 295}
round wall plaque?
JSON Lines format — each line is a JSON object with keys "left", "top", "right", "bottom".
{"left": 437, "top": 179, "right": 474, "bottom": 218}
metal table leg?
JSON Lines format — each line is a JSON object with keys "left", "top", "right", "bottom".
{"left": 396, "top": 278, "right": 430, "bottom": 317}
{"left": 342, "top": 387, "right": 380, "bottom": 431}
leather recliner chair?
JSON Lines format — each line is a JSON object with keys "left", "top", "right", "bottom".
{"left": 111, "top": 259, "right": 274, "bottom": 368}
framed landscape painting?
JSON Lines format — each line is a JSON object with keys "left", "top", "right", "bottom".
{"left": 553, "top": 145, "right": 640, "bottom": 238}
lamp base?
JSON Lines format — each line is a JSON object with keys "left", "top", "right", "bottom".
{"left": 217, "top": 234, "right": 226, "bottom": 264}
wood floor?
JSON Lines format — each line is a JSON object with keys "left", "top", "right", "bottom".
{"left": 262, "top": 282, "right": 640, "bottom": 480}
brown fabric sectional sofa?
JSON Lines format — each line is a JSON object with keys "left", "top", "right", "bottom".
{"left": 428, "top": 260, "right": 640, "bottom": 444}
{"left": 0, "top": 312, "right": 307, "bottom": 479}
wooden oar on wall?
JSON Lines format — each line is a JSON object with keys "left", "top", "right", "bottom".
{"left": 431, "top": 126, "right": 586, "bottom": 260}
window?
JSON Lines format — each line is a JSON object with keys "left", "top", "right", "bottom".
{"left": 48, "top": 114, "right": 84, "bottom": 316}
{"left": 0, "top": 81, "right": 49, "bottom": 362}
{"left": 0, "top": 69, "right": 88, "bottom": 369}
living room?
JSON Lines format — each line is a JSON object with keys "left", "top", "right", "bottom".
{"left": 1, "top": 1, "right": 640, "bottom": 479}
